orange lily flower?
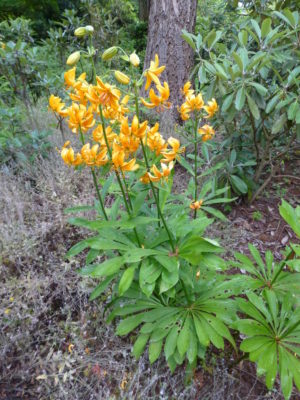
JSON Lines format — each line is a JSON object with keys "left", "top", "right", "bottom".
{"left": 94, "top": 77, "right": 121, "bottom": 109}
{"left": 204, "top": 98, "right": 218, "bottom": 118}
{"left": 160, "top": 137, "right": 184, "bottom": 163}
{"left": 190, "top": 199, "right": 204, "bottom": 210}
{"left": 80, "top": 143, "right": 108, "bottom": 167}
{"left": 49, "top": 95, "right": 68, "bottom": 117}
{"left": 140, "top": 172, "right": 150, "bottom": 184}
{"left": 112, "top": 142, "right": 139, "bottom": 172}
{"left": 67, "top": 103, "right": 95, "bottom": 133}
{"left": 61, "top": 141, "right": 83, "bottom": 166}
{"left": 145, "top": 123, "right": 167, "bottom": 155}
{"left": 141, "top": 82, "right": 171, "bottom": 111}
{"left": 144, "top": 54, "right": 165, "bottom": 90}
{"left": 119, "top": 133, "right": 140, "bottom": 154}
{"left": 93, "top": 125, "right": 117, "bottom": 146}
{"left": 181, "top": 81, "right": 194, "bottom": 98}
{"left": 121, "top": 116, "right": 147, "bottom": 139}
{"left": 198, "top": 124, "right": 215, "bottom": 141}
{"left": 102, "top": 94, "right": 130, "bottom": 122}
{"left": 64, "top": 67, "right": 86, "bottom": 88}
{"left": 148, "top": 161, "right": 174, "bottom": 182}
{"left": 178, "top": 93, "right": 204, "bottom": 120}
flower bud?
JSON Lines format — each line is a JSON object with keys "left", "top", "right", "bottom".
{"left": 129, "top": 52, "right": 140, "bottom": 67}
{"left": 85, "top": 25, "right": 94, "bottom": 34}
{"left": 66, "top": 51, "right": 81, "bottom": 66}
{"left": 101, "top": 46, "right": 118, "bottom": 61}
{"left": 114, "top": 70, "right": 130, "bottom": 85}
{"left": 74, "top": 27, "right": 87, "bottom": 37}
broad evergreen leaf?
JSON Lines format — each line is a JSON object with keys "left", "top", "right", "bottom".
{"left": 238, "top": 293, "right": 300, "bottom": 399}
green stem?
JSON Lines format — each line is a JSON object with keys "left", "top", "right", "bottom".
{"left": 99, "top": 105, "right": 141, "bottom": 247}
{"left": 78, "top": 128, "right": 108, "bottom": 220}
{"left": 91, "top": 169, "right": 108, "bottom": 220}
{"left": 133, "top": 81, "right": 175, "bottom": 252}
{"left": 182, "top": 280, "right": 191, "bottom": 305}
{"left": 157, "top": 188, "right": 160, "bottom": 228}
{"left": 271, "top": 249, "right": 294, "bottom": 286}
{"left": 193, "top": 114, "right": 199, "bottom": 219}
{"left": 89, "top": 35, "right": 97, "bottom": 84}
{"left": 121, "top": 170, "right": 133, "bottom": 211}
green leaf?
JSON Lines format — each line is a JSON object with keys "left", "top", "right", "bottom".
{"left": 87, "top": 237, "right": 129, "bottom": 251}
{"left": 200, "top": 316, "right": 224, "bottom": 349}
{"left": 251, "top": 19, "right": 261, "bottom": 39}
{"left": 89, "top": 276, "right": 115, "bottom": 300}
{"left": 133, "top": 333, "right": 150, "bottom": 359}
{"left": 155, "top": 255, "right": 179, "bottom": 273}
{"left": 164, "top": 326, "right": 179, "bottom": 360}
{"left": 279, "top": 346, "right": 293, "bottom": 399}
{"left": 79, "top": 256, "right": 124, "bottom": 277}
{"left": 119, "top": 265, "right": 136, "bottom": 296}
{"left": 221, "top": 93, "right": 234, "bottom": 113}
{"left": 202, "top": 314, "right": 236, "bottom": 350}
{"left": 66, "top": 240, "right": 89, "bottom": 258}
{"left": 193, "top": 315, "right": 209, "bottom": 347}
{"left": 116, "top": 314, "right": 144, "bottom": 336}
{"left": 123, "top": 248, "right": 161, "bottom": 263}
{"left": 132, "top": 190, "right": 148, "bottom": 216}
{"left": 230, "top": 175, "right": 248, "bottom": 194}
{"left": 246, "top": 94, "right": 260, "bottom": 120}
{"left": 272, "top": 113, "right": 287, "bottom": 134}
{"left": 274, "top": 10, "right": 295, "bottom": 28}
{"left": 266, "top": 94, "right": 280, "bottom": 114}
{"left": 238, "top": 30, "right": 248, "bottom": 46}
{"left": 177, "top": 316, "right": 191, "bottom": 356}
{"left": 248, "top": 82, "right": 268, "bottom": 96}
{"left": 233, "top": 51, "right": 243, "bottom": 72}
{"left": 201, "top": 206, "right": 227, "bottom": 221}
{"left": 235, "top": 87, "right": 246, "bottom": 111}
{"left": 279, "top": 200, "right": 300, "bottom": 237}
{"left": 261, "top": 18, "right": 272, "bottom": 38}
{"left": 149, "top": 338, "right": 163, "bottom": 364}
{"left": 187, "top": 330, "right": 198, "bottom": 363}
{"left": 179, "top": 236, "right": 222, "bottom": 265}
{"left": 182, "top": 29, "right": 196, "bottom": 50}
{"left": 240, "top": 336, "right": 272, "bottom": 353}
{"left": 160, "top": 269, "right": 179, "bottom": 293}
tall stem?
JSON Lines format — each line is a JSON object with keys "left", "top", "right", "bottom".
{"left": 98, "top": 105, "right": 141, "bottom": 247}
{"left": 121, "top": 170, "right": 133, "bottom": 211}
{"left": 134, "top": 81, "right": 175, "bottom": 252}
{"left": 89, "top": 35, "right": 97, "bottom": 84}
{"left": 193, "top": 114, "right": 199, "bottom": 219}
{"left": 79, "top": 128, "right": 108, "bottom": 221}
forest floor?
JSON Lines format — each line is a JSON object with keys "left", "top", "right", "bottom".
{"left": 1, "top": 127, "right": 300, "bottom": 400}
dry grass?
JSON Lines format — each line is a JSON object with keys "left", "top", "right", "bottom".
{"left": 0, "top": 110, "right": 295, "bottom": 399}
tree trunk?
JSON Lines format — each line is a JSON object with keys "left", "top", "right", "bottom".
{"left": 143, "top": 0, "right": 197, "bottom": 135}
{"left": 138, "top": 0, "right": 150, "bottom": 21}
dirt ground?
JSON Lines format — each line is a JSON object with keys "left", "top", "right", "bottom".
{"left": 0, "top": 142, "right": 299, "bottom": 399}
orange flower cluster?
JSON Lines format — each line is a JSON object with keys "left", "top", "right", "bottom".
{"left": 49, "top": 56, "right": 183, "bottom": 178}
{"left": 179, "top": 81, "right": 218, "bottom": 121}
{"left": 178, "top": 82, "right": 218, "bottom": 142}
{"left": 141, "top": 55, "right": 170, "bottom": 111}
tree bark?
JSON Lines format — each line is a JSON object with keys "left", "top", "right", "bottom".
{"left": 138, "top": 0, "right": 150, "bottom": 21}
{"left": 142, "top": 0, "right": 198, "bottom": 134}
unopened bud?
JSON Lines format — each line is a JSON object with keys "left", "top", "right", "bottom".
{"left": 66, "top": 51, "right": 81, "bottom": 66}
{"left": 129, "top": 52, "right": 140, "bottom": 67}
{"left": 114, "top": 70, "right": 130, "bottom": 85}
{"left": 74, "top": 27, "right": 87, "bottom": 37}
{"left": 85, "top": 25, "right": 94, "bottom": 34}
{"left": 102, "top": 46, "right": 118, "bottom": 61}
